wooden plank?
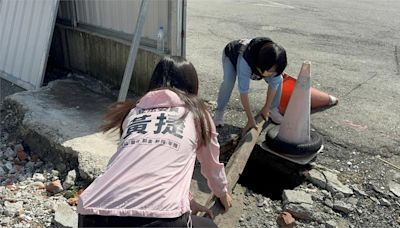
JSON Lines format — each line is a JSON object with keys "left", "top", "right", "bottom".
{"left": 204, "top": 114, "right": 267, "bottom": 220}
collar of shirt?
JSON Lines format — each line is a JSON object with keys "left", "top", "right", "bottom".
{"left": 137, "top": 89, "right": 185, "bottom": 109}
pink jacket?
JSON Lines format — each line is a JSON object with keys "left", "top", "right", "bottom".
{"left": 78, "top": 89, "right": 228, "bottom": 218}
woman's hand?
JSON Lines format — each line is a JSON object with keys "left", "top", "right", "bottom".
{"left": 219, "top": 192, "right": 233, "bottom": 213}
{"left": 242, "top": 118, "right": 257, "bottom": 136}
{"left": 259, "top": 107, "right": 269, "bottom": 121}
{"left": 190, "top": 199, "right": 214, "bottom": 219}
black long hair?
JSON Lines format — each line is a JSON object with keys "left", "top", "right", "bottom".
{"left": 147, "top": 56, "right": 199, "bottom": 95}
{"left": 256, "top": 42, "right": 287, "bottom": 75}
{"left": 101, "top": 56, "right": 212, "bottom": 146}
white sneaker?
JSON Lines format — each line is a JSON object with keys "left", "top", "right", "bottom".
{"left": 213, "top": 110, "right": 224, "bottom": 127}
{"left": 269, "top": 108, "right": 284, "bottom": 124}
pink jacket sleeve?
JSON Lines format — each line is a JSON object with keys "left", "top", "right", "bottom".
{"left": 196, "top": 116, "right": 229, "bottom": 197}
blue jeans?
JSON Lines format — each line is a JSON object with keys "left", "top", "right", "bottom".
{"left": 216, "top": 53, "right": 282, "bottom": 112}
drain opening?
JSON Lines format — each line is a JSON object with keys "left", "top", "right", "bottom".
{"left": 238, "top": 144, "right": 310, "bottom": 200}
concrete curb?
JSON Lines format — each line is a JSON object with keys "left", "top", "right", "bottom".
{"left": 2, "top": 79, "right": 118, "bottom": 182}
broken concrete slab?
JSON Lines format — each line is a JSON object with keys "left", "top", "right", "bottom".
{"left": 53, "top": 203, "right": 78, "bottom": 228}
{"left": 325, "top": 220, "right": 337, "bottom": 228}
{"left": 3, "top": 201, "right": 24, "bottom": 217}
{"left": 332, "top": 200, "right": 353, "bottom": 214}
{"left": 2, "top": 79, "right": 120, "bottom": 181}
{"left": 306, "top": 168, "right": 353, "bottom": 196}
{"left": 283, "top": 203, "right": 315, "bottom": 221}
{"left": 62, "top": 170, "right": 77, "bottom": 190}
{"left": 282, "top": 190, "right": 315, "bottom": 221}
{"left": 389, "top": 181, "right": 400, "bottom": 197}
{"left": 325, "top": 218, "right": 351, "bottom": 228}
{"left": 346, "top": 197, "right": 359, "bottom": 207}
{"left": 282, "top": 190, "right": 313, "bottom": 205}
{"left": 64, "top": 131, "right": 118, "bottom": 180}
{"left": 351, "top": 184, "right": 368, "bottom": 197}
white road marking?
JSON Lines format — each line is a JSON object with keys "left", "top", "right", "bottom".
{"left": 254, "top": 1, "right": 295, "bottom": 9}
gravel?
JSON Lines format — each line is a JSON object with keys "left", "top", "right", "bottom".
{"left": 0, "top": 129, "right": 79, "bottom": 227}
{"left": 235, "top": 141, "right": 400, "bottom": 228}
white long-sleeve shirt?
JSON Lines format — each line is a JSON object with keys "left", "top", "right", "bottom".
{"left": 78, "top": 89, "right": 228, "bottom": 218}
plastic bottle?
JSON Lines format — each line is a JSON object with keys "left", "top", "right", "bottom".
{"left": 157, "top": 26, "right": 165, "bottom": 54}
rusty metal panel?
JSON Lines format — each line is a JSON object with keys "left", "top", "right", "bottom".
{"left": 0, "top": 0, "right": 59, "bottom": 90}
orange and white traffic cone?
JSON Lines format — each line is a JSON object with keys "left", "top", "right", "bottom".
{"left": 279, "top": 73, "right": 338, "bottom": 114}
{"left": 278, "top": 61, "right": 311, "bottom": 144}
{"left": 279, "top": 73, "right": 297, "bottom": 114}
{"left": 262, "top": 62, "right": 324, "bottom": 164}
{"left": 311, "top": 87, "right": 338, "bottom": 109}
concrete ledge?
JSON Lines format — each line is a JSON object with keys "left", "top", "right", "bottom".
{"left": 2, "top": 79, "right": 119, "bottom": 181}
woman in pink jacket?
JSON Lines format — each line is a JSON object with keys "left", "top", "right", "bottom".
{"left": 78, "top": 56, "right": 232, "bottom": 227}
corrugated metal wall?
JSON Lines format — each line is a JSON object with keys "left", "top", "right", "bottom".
{"left": 57, "top": 0, "right": 175, "bottom": 51}
{"left": 57, "top": 0, "right": 75, "bottom": 21}
{"left": 76, "top": 0, "right": 168, "bottom": 38}
{"left": 0, "top": 0, "right": 59, "bottom": 90}
{"left": 0, "top": 0, "right": 184, "bottom": 90}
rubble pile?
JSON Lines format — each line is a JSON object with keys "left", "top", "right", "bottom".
{"left": 237, "top": 163, "right": 400, "bottom": 228}
{"left": 0, "top": 131, "right": 78, "bottom": 228}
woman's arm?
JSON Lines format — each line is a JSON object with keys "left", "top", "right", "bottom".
{"left": 196, "top": 115, "right": 232, "bottom": 212}
{"left": 261, "top": 74, "right": 283, "bottom": 118}
{"left": 237, "top": 56, "right": 257, "bottom": 133}
{"left": 240, "top": 93, "right": 257, "bottom": 133}
{"left": 196, "top": 130, "right": 228, "bottom": 197}
{"left": 260, "top": 85, "right": 276, "bottom": 118}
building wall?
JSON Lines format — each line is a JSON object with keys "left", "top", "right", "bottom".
{"left": 52, "top": 0, "right": 185, "bottom": 95}
{"left": 57, "top": 0, "right": 180, "bottom": 53}
{"left": 51, "top": 25, "right": 161, "bottom": 95}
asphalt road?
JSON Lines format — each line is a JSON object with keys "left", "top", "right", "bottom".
{"left": 186, "top": 0, "right": 400, "bottom": 169}
{"left": 0, "top": 2, "right": 399, "bottom": 226}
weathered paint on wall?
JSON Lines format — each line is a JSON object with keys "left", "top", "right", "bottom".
{"left": 57, "top": 0, "right": 174, "bottom": 53}
{"left": 51, "top": 25, "right": 160, "bottom": 95}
